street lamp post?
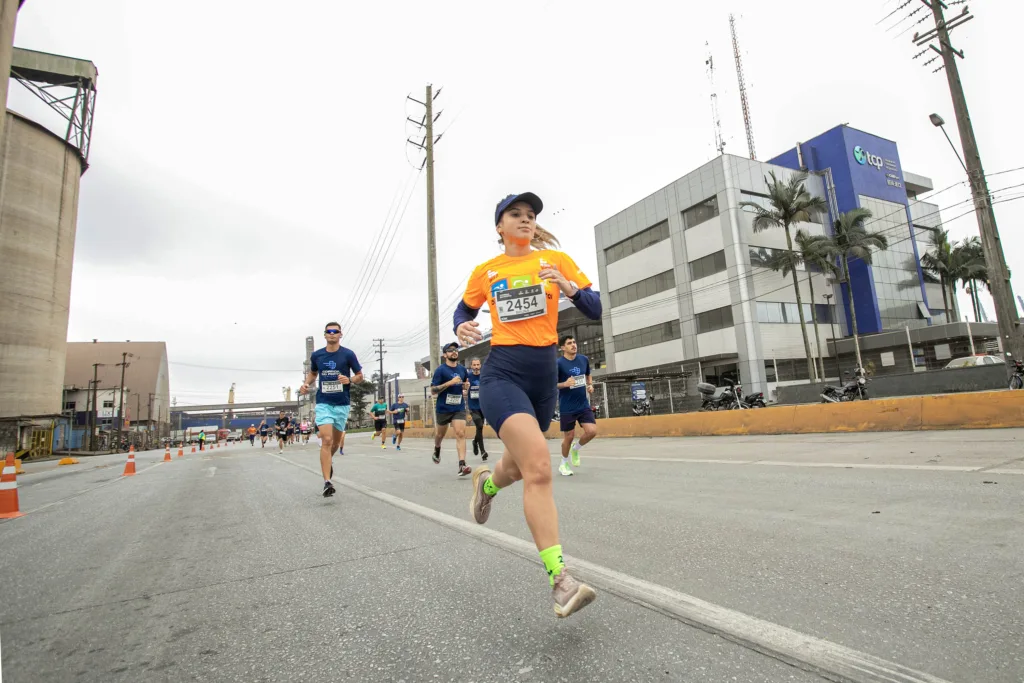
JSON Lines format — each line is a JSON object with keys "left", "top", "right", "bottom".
{"left": 824, "top": 293, "right": 839, "bottom": 380}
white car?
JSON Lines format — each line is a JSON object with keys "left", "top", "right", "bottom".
{"left": 944, "top": 355, "right": 1005, "bottom": 369}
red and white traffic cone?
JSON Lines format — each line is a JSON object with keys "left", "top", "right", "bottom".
{"left": 123, "top": 447, "right": 137, "bottom": 476}
{"left": 0, "top": 453, "right": 24, "bottom": 518}
{"left": 164, "top": 446, "right": 172, "bottom": 462}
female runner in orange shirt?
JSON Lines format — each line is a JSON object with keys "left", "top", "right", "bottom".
{"left": 458, "top": 192, "right": 602, "bottom": 618}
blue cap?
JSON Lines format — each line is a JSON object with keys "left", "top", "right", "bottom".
{"left": 443, "top": 341, "right": 460, "bottom": 353}
{"left": 494, "top": 192, "right": 543, "bottom": 225}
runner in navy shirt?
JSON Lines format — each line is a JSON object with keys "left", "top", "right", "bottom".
{"left": 388, "top": 395, "right": 411, "bottom": 450}
{"left": 299, "top": 321, "right": 363, "bottom": 498}
{"left": 556, "top": 335, "right": 597, "bottom": 476}
{"left": 430, "top": 342, "right": 471, "bottom": 476}
{"left": 467, "top": 358, "right": 488, "bottom": 461}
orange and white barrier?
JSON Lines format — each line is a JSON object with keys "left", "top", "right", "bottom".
{"left": 163, "top": 446, "right": 172, "bottom": 462}
{"left": 177, "top": 446, "right": 183, "bottom": 458}
{"left": 1, "top": 452, "right": 24, "bottom": 518}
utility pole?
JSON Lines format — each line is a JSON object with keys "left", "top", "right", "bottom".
{"left": 90, "top": 363, "right": 100, "bottom": 451}
{"left": 914, "top": 2, "right": 1023, "bottom": 360}
{"left": 373, "top": 338, "right": 386, "bottom": 399}
{"left": 147, "top": 393, "right": 155, "bottom": 447}
{"left": 407, "top": 85, "right": 444, "bottom": 366}
{"left": 114, "top": 352, "right": 131, "bottom": 450}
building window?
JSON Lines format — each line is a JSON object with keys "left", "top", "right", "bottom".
{"left": 695, "top": 306, "right": 734, "bottom": 334}
{"left": 609, "top": 270, "right": 675, "bottom": 308}
{"left": 756, "top": 301, "right": 836, "bottom": 324}
{"left": 689, "top": 250, "right": 727, "bottom": 281}
{"left": 64, "top": 401, "right": 76, "bottom": 412}
{"left": 682, "top": 196, "right": 719, "bottom": 230}
{"left": 102, "top": 400, "right": 114, "bottom": 409}
{"left": 741, "top": 190, "right": 821, "bottom": 223}
{"left": 613, "top": 320, "right": 681, "bottom": 353}
{"left": 604, "top": 220, "right": 670, "bottom": 265}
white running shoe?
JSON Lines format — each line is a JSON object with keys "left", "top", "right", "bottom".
{"left": 558, "top": 462, "right": 574, "bottom": 477}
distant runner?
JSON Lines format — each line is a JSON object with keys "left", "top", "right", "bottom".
{"left": 300, "top": 321, "right": 363, "bottom": 498}
{"left": 275, "top": 412, "right": 290, "bottom": 454}
{"left": 430, "top": 341, "right": 471, "bottom": 477}
{"left": 467, "top": 358, "right": 488, "bottom": 461}
{"left": 258, "top": 420, "right": 269, "bottom": 448}
{"left": 388, "top": 394, "right": 410, "bottom": 450}
{"left": 247, "top": 424, "right": 257, "bottom": 446}
{"left": 556, "top": 335, "right": 597, "bottom": 476}
{"left": 370, "top": 398, "right": 389, "bottom": 449}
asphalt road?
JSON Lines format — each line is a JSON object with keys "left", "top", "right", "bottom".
{"left": 1, "top": 430, "right": 1022, "bottom": 682}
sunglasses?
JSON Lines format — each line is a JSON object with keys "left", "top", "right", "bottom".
{"left": 325, "top": 329, "right": 341, "bottom": 335}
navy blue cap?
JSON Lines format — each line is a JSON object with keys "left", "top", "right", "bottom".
{"left": 443, "top": 341, "right": 460, "bottom": 353}
{"left": 494, "top": 192, "right": 543, "bottom": 225}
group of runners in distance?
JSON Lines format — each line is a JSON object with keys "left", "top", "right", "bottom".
{"left": 298, "top": 192, "right": 602, "bottom": 618}
{"left": 245, "top": 415, "right": 312, "bottom": 451}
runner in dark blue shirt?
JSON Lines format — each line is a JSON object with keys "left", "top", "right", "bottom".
{"left": 556, "top": 335, "right": 597, "bottom": 476}
{"left": 430, "top": 342, "right": 471, "bottom": 476}
{"left": 388, "top": 395, "right": 411, "bottom": 451}
{"left": 467, "top": 358, "right": 488, "bottom": 461}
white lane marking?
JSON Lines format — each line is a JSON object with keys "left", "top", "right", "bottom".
{"left": 207, "top": 467, "right": 217, "bottom": 478}
{"left": 270, "top": 453, "right": 952, "bottom": 683}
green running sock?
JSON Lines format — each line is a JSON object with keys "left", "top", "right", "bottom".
{"left": 482, "top": 476, "right": 500, "bottom": 497}
{"left": 539, "top": 544, "right": 564, "bottom": 586}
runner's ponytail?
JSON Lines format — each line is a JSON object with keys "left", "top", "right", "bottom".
{"left": 498, "top": 224, "right": 560, "bottom": 250}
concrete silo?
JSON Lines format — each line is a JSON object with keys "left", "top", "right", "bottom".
{"left": 0, "top": 47, "right": 96, "bottom": 435}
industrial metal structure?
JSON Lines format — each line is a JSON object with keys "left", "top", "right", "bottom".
{"left": 729, "top": 14, "right": 756, "bottom": 161}
{"left": 0, "top": 46, "right": 97, "bottom": 454}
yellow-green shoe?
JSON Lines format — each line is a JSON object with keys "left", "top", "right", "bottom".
{"left": 570, "top": 442, "right": 581, "bottom": 467}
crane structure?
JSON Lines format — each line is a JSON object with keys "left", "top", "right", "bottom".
{"left": 729, "top": 13, "right": 756, "bottom": 160}
{"left": 705, "top": 44, "right": 725, "bottom": 155}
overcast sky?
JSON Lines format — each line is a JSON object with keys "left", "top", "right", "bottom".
{"left": 10, "top": 0, "right": 1023, "bottom": 405}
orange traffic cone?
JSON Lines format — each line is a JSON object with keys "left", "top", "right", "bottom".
{"left": 1, "top": 452, "right": 24, "bottom": 518}
{"left": 163, "top": 446, "right": 171, "bottom": 462}
{"left": 191, "top": 445, "right": 196, "bottom": 453}
{"left": 177, "top": 446, "right": 183, "bottom": 458}
{"left": 123, "top": 448, "right": 137, "bottom": 476}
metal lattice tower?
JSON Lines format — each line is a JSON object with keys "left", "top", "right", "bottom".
{"left": 729, "top": 14, "right": 756, "bottom": 160}
{"left": 705, "top": 44, "right": 725, "bottom": 155}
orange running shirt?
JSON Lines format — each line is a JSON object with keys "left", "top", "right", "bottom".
{"left": 247, "top": 427, "right": 257, "bottom": 435}
{"left": 462, "top": 249, "right": 592, "bottom": 348}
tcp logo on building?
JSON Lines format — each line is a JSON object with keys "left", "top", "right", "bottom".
{"left": 853, "top": 145, "right": 883, "bottom": 170}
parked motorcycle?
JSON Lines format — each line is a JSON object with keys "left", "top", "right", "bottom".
{"left": 632, "top": 398, "right": 653, "bottom": 416}
{"left": 739, "top": 387, "right": 767, "bottom": 408}
{"left": 698, "top": 378, "right": 741, "bottom": 411}
{"left": 821, "top": 367, "right": 869, "bottom": 402}
{"left": 1010, "top": 360, "right": 1023, "bottom": 390}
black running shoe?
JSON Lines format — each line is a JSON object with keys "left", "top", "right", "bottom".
{"left": 432, "top": 447, "right": 441, "bottom": 464}
{"left": 323, "top": 481, "right": 335, "bottom": 498}
{"left": 458, "top": 464, "right": 472, "bottom": 477}
{"left": 481, "top": 450, "right": 489, "bottom": 462}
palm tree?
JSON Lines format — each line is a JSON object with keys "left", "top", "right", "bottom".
{"left": 741, "top": 171, "right": 827, "bottom": 381}
{"left": 796, "top": 230, "right": 838, "bottom": 380}
{"left": 919, "top": 229, "right": 955, "bottom": 322}
{"left": 952, "top": 236, "right": 988, "bottom": 322}
{"left": 825, "top": 208, "right": 889, "bottom": 370}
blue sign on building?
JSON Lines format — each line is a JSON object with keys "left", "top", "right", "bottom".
{"left": 770, "top": 125, "right": 931, "bottom": 335}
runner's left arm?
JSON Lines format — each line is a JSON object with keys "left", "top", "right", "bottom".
{"left": 550, "top": 252, "right": 601, "bottom": 321}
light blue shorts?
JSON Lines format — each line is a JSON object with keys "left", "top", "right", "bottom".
{"left": 315, "top": 403, "right": 351, "bottom": 431}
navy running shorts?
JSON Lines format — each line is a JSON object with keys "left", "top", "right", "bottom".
{"left": 479, "top": 345, "right": 557, "bottom": 435}
{"left": 559, "top": 408, "right": 596, "bottom": 432}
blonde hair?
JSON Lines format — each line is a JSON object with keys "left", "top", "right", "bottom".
{"left": 498, "top": 223, "right": 560, "bottom": 250}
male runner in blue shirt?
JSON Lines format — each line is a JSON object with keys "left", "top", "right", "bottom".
{"left": 431, "top": 342, "right": 471, "bottom": 476}
{"left": 556, "top": 335, "right": 597, "bottom": 476}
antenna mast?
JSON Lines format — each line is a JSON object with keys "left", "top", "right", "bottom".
{"left": 729, "top": 14, "right": 756, "bottom": 160}
{"left": 705, "top": 44, "right": 725, "bottom": 155}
